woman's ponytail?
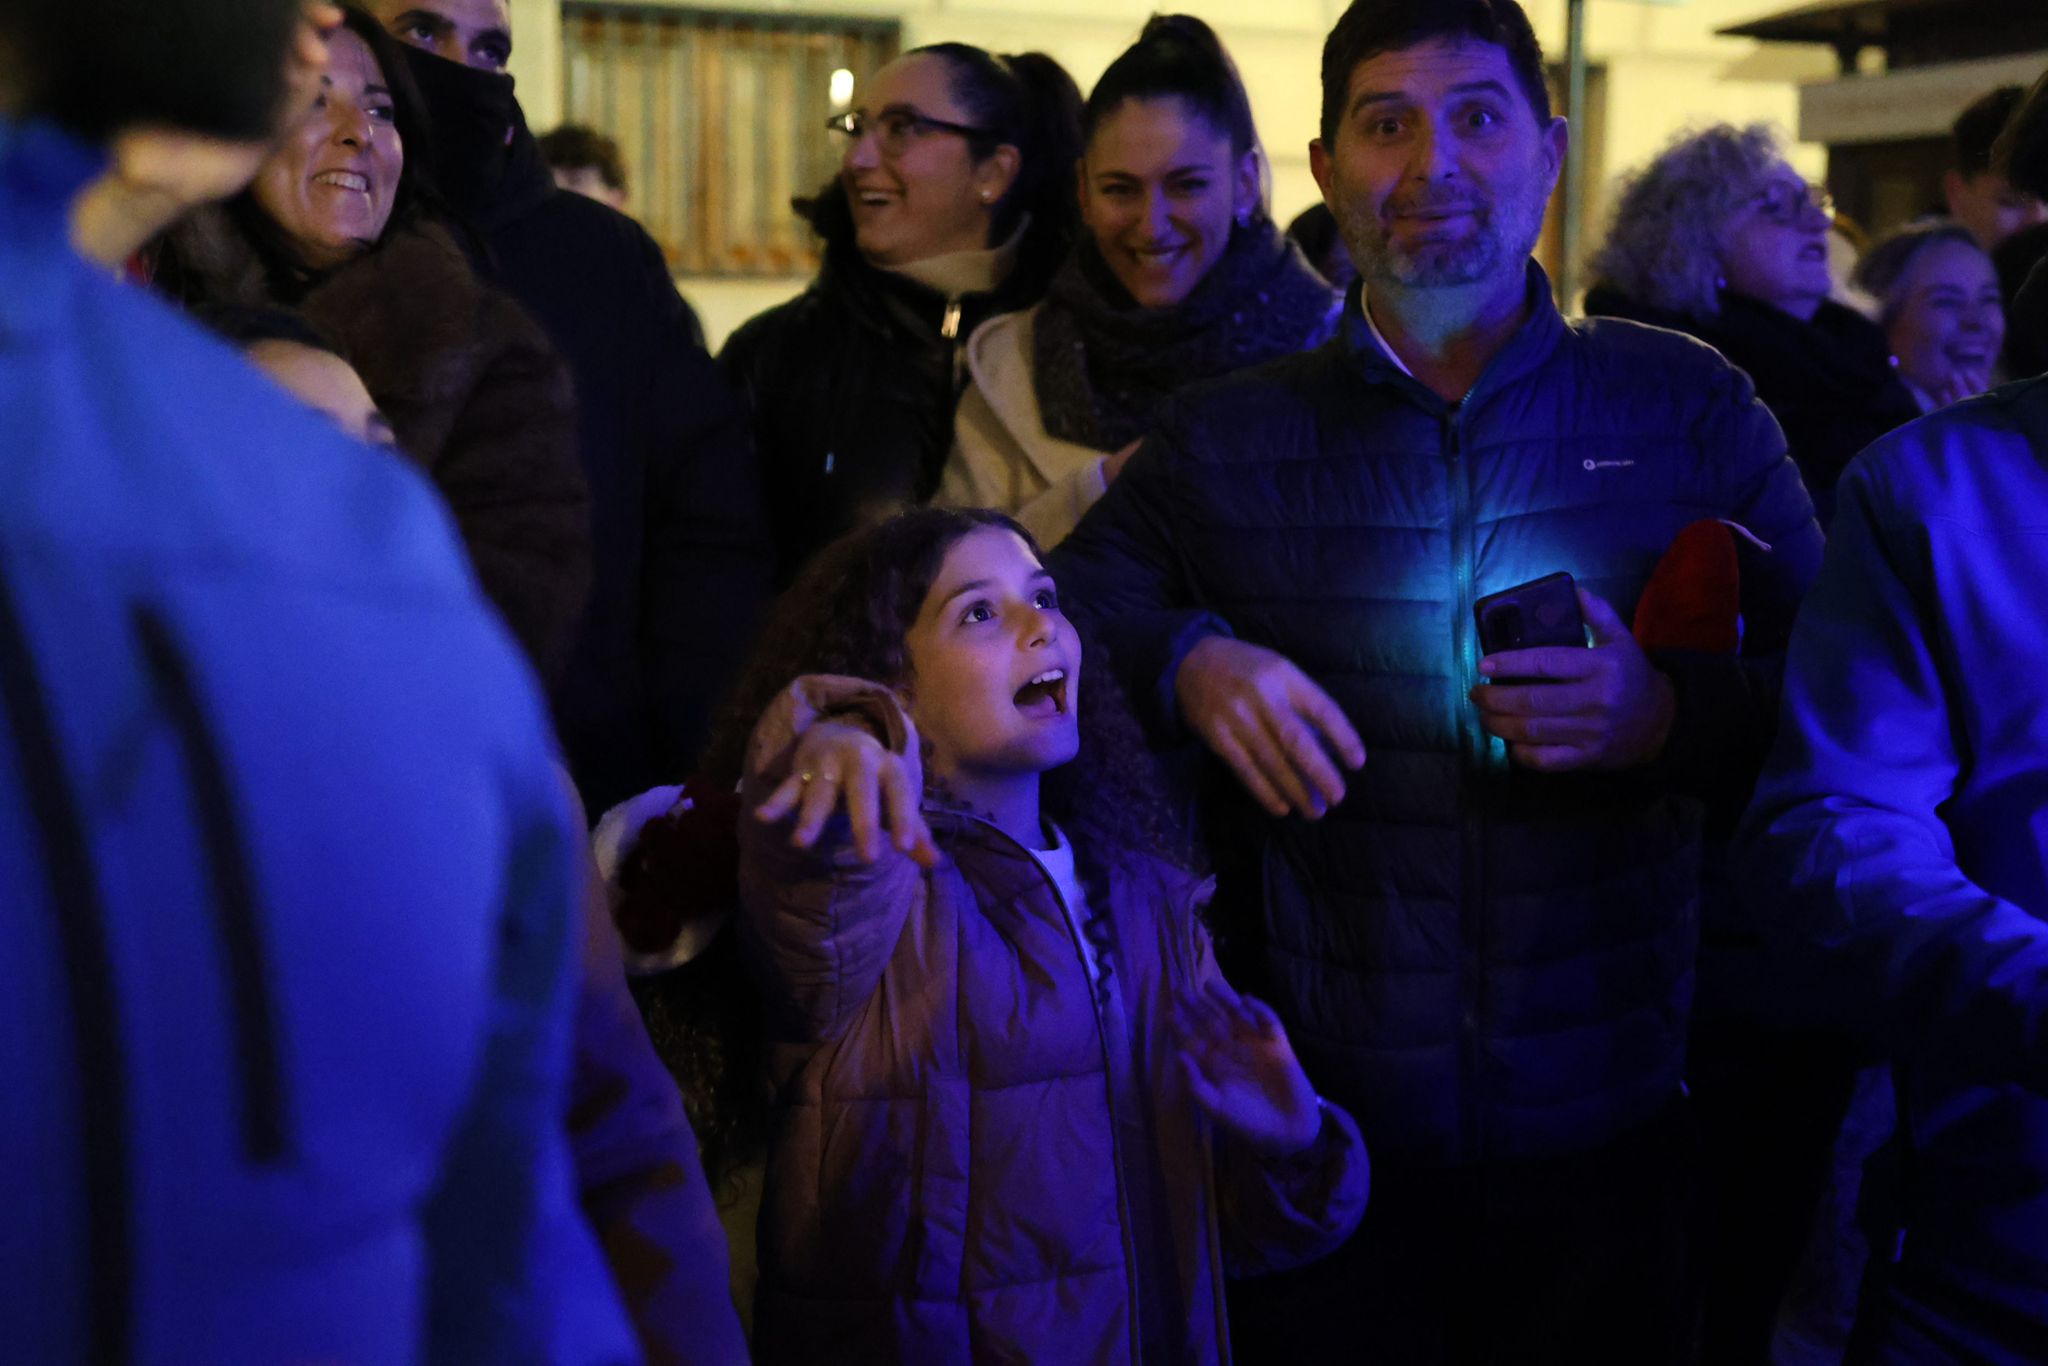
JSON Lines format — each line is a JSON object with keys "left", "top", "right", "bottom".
{"left": 912, "top": 42, "right": 1083, "bottom": 288}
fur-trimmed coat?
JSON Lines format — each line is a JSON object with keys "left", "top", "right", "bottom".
{"left": 159, "top": 209, "right": 591, "bottom": 682}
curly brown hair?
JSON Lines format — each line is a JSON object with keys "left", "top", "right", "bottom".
{"left": 701, "top": 505, "right": 1190, "bottom": 870}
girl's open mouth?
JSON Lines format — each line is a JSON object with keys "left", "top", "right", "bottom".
{"left": 1013, "top": 668, "right": 1069, "bottom": 718}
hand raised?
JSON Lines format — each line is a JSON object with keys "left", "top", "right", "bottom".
{"left": 1171, "top": 978, "right": 1321, "bottom": 1158}
{"left": 1175, "top": 636, "right": 1366, "bottom": 819}
{"left": 1470, "top": 588, "right": 1676, "bottom": 772}
{"left": 755, "top": 720, "right": 939, "bottom": 868}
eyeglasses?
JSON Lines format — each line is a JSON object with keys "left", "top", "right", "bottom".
{"left": 1751, "top": 179, "right": 1834, "bottom": 226}
{"left": 826, "top": 108, "right": 992, "bottom": 158}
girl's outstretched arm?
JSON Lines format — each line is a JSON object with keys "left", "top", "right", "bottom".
{"left": 738, "top": 675, "right": 938, "bottom": 1042}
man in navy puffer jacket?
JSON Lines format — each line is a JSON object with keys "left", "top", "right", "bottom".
{"left": 1051, "top": 1, "right": 1822, "bottom": 1359}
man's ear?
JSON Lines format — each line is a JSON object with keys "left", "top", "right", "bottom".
{"left": 1541, "top": 115, "right": 1570, "bottom": 195}
{"left": 1310, "top": 136, "right": 1334, "bottom": 207}
{"left": 1941, "top": 168, "right": 1968, "bottom": 217}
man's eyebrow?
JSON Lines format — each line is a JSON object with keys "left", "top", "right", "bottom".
{"left": 365, "top": 83, "right": 392, "bottom": 98}
{"left": 1350, "top": 77, "right": 1513, "bottom": 114}
{"left": 388, "top": 8, "right": 447, "bottom": 31}
{"left": 474, "top": 25, "right": 512, "bottom": 53}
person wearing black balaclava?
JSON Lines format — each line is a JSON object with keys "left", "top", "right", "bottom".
{"left": 366, "top": 0, "right": 773, "bottom": 820}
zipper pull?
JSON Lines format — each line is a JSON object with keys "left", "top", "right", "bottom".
{"left": 941, "top": 297, "right": 964, "bottom": 340}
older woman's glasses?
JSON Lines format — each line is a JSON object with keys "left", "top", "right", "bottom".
{"left": 826, "top": 108, "right": 992, "bottom": 157}
{"left": 1751, "top": 179, "right": 1834, "bottom": 226}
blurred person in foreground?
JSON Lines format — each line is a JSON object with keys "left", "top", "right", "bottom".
{"left": 1050, "top": 1, "right": 1822, "bottom": 1359}
{"left": 1735, "top": 67, "right": 2048, "bottom": 1364}
{"left": 0, "top": 0, "right": 635, "bottom": 1359}
{"left": 367, "top": 0, "right": 762, "bottom": 813}
{"left": 1587, "top": 122, "right": 1921, "bottom": 529}
{"left": 1854, "top": 222, "right": 2006, "bottom": 413}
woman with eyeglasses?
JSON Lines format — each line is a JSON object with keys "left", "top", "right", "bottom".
{"left": 937, "top": 15, "right": 1340, "bottom": 549}
{"left": 718, "top": 45, "right": 1084, "bottom": 585}
{"left": 1587, "top": 123, "right": 1918, "bottom": 528}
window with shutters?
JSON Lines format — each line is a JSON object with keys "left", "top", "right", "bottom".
{"left": 561, "top": 4, "right": 899, "bottom": 276}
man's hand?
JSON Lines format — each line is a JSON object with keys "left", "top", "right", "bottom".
{"left": 1470, "top": 588, "right": 1676, "bottom": 771}
{"left": 1175, "top": 636, "right": 1366, "bottom": 819}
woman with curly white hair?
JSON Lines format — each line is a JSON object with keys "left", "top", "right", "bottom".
{"left": 1586, "top": 123, "right": 1918, "bottom": 526}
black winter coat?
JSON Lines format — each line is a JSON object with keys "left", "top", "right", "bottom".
{"left": 719, "top": 187, "right": 1050, "bottom": 584}
{"left": 1583, "top": 284, "right": 1919, "bottom": 528}
{"left": 403, "top": 45, "right": 774, "bottom": 813}
{"left": 1051, "top": 267, "right": 1825, "bottom": 1168}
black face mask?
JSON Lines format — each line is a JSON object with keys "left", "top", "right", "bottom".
{"left": 394, "top": 42, "right": 547, "bottom": 223}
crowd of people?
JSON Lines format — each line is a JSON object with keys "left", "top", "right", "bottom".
{"left": 7, "top": 0, "right": 2048, "bottom": 1362}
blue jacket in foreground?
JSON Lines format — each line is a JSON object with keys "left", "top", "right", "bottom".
{"left": 1736, "top": 381, "right": 2048, "bottom": 1364}
{"left": 0, "top": 122, "right": 635, "bottom": 1364}
{"left": 1051, "top": 265, "right": 1823, "bottom": 1167}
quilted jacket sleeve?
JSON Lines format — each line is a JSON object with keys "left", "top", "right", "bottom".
{"left": 1734, "top": 456, "right": 2048, "bottom": 1086}
{"left": 1047, "top": 422, "right": 1232, "bottom": 742}
{"left": 736, "top": 676, "right": 927, "bottom": 1042}
{"left": 1649, "top": 363, "right": 1823, "bottom": 813}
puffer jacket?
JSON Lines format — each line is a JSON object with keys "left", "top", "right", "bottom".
{"left": 0, "top": 120, "right": 631, "bottom": 1365}
{"left": 1051, "top": 264, "right": 1824, "bottom": 1167}
{"left": 1735, "top": 381, "right": 2048, "bottom": 1365}
{"left": 738, "top": 678, "right": 1369, "bottom": 1365}
{"left": 719, "top": 188, "right": 1050, "bottom": 585}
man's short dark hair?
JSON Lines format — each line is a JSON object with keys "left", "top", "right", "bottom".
{"left": 1320, "top": 0, "right": 1551, "bottom": 147}
{"left": 1954, "top": 85, "right": 2024, "bottom": 179}
{"left": 538, "top": 124, "right": 628, "bottom": 194}
{"left": 5, "top": 0, "right": 302, "bottom": 143}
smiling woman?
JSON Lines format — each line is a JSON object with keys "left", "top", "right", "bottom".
{"left": 718, "top": 43, "right": 1084, "bottom": 586}
{"left": 939, "top": 15, "right": 1340, "bottom": 549}
{"left": 1586, "top": 123, "right": 1921, "bottom": 526}
{"left": 150, "top": 5, "right": 592, "bottom": 680}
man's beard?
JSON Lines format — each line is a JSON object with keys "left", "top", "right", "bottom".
{"left": 1339, "top": 182, "right": 1549, "bottom": 290}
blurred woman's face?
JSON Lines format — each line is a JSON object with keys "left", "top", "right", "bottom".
{"left": 1887, "top": 238, "right": 2005, "bottom": 404}
{"left": 1719, "top": 159, "right": 1833, "bottom": 321}
{"left": 1080, "top": 97, "right": 1256, "bottom": 309}
{"left": 251, "top": 29, "right": 403, "bottom": 271}
{"left": 839, "top": 54, "right": 1012, "bottom": 267}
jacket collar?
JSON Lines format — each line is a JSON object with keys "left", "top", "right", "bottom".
{"left": 1339, "top": 259, "right": 1566, "bottom": 411}
{"left": 0, "top": 120, "right": 108, "bottom": 339}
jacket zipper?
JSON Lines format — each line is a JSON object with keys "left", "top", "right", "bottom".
{"left": 0, "top": 566, "right": 134, "bottom": 1366}
{"left": 134, "top": 605, "right": 291, "bottom": 1164}
{"left": 1445, "top": 407, "right": 1488, "bottom": 1167}
{"left": 946, "top": 811, "right": 1146, "bottom": 1366}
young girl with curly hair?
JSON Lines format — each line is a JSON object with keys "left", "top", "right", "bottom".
{"left": 612, "top": 505, "right": 1367, "bottom": 1363}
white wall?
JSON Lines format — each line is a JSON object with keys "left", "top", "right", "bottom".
{"left": 508, "top": 0, "right": 1838, "bottom": 348}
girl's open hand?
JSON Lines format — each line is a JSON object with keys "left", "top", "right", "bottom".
{"left": 756, "top": 720, "right": 939, "bottom": 868}
{"left": 1172, "top": 978, "right": 1322, "bottom": 1158}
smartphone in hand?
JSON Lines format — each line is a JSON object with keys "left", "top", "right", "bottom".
{"left": 1474, "top": 572, "right": 1587, "bottom": 664}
